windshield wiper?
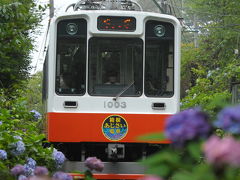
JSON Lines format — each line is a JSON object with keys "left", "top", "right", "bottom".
{"left": 113, "top": 81, "right": 134, "bottom": 101}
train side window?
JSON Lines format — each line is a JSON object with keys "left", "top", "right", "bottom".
{"left": 55, "top": 19, "right": 87, "bottom": 95}
{"left": 88, "top": 37, "right": 143, "bottom": 97}
{"left": 145, "top": 20, "right": 174, "bottom": 97}
{"left": 42, "top": 50, "right": 48, "bottom": 101}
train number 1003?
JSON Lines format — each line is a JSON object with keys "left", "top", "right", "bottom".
{"left": 104, "top": 101, "right": 127, "bottom": 109}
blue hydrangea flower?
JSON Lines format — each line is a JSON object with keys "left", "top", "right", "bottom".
{"left": 0, "top": 149, "right": 7, "bottom": 160}
{"left": 214, "top": 105, "right": 240, "bottom": 134}
{"left": 11, "top": 141, "right": 25, "bottom": 156}
{"left": 0, "top": 121, "right": 2, "bottom": 125}
{"left": 18, "top": 175, "right": 28, "bottom": 180}
{"left": 23, "top": 164, "right": 34, "bottom": 177}
{"left": 30, "top": 110, "right": 42, "bottom": 120}
{"left": 14, "top": 136, "right": 23, "bottom": 141}
{"left": 23, "top": 158, "right": 36, "bottom": 177}
{"left": 26, "top": 158, "right": 37, "bottom": 169}
{"left": 165, "top": 108, "right": 211, "bottom": 144}
{"left": 52, "top": 171, "right": 73, "bottom": 180}
{"left": 53, "top": 149, "right": 66, "bottom": 168}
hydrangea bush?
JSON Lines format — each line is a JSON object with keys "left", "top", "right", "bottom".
{"left": 0, "top": 90, "right": 102, "bottom": 180}
{"left": 0, "top": 91, "right": 66, "bottom": 179}
{"left": 2, "top": 89, "right": 240, "bottom": 180}
{"left": 141, "top": 105, "right": 240, "bottom": 180}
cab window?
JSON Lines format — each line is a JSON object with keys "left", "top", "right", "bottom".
{"left": 88, "top": 37, "right": 143, "bottom": 97}
{"left": 55, "top": 19, "right": 87, "bottom": 95}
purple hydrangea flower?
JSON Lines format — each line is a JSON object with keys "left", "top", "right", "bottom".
{"left": 84, "top": 157, "right": 104, "bottom": 172}
{"left": 11, "top": 165, "right": 25, "bottom": 176}
{"left": 11, "top": 140, "right": 26, "bottom": 156}
{"left": 203, "top": 135, "right": 240, "bottom": 167}
{"left": 30, "top": 110, "right": 42, "bottom": 120}
{"left": 165, "top": 108, "right": 210, "bottom": 144}
{"left": 52, "top": 171, "right": 73, "bottom": 180}
{"left": 0, "top": 149, "right": 7, "bottom": 160}
{"left": 34, "top": 166, "right": 49, "bottom": 176}
{"left": 214, "top": 105, "right": 240, "bottom": 134}
{"left": 18, "top": 175, "right": 28, "bottom": 180}
{"left": 53, "top": 149, "right": 66, "bottom": 168}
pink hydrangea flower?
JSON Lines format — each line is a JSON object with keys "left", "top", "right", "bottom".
{"left": 84, "top": 157, "right": 104, "bottom": 172}
{"left": 138, "top": 175, "right": 163, "bottom": 180}
{"left": 203, "top": 135, "right": 240, "bottom": 167}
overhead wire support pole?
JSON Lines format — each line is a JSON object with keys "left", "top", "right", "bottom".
{"left": 181, "top": 0, "right": 183, "bottom": 18}
{"left": 193, "top": 14, "right": 198, "bottom": 48}
{"left": 50, "top": 0, "right": 54, "bottom": 18}
{"left": 151, "top": 0, "right": 165, "bottom": 13}
{"left": 34, "top": 0, "right": 54, "bottom": 73}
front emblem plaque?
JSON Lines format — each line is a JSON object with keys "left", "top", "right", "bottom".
{"left": 102, "top": 115, "right": 128, "bottom": 141}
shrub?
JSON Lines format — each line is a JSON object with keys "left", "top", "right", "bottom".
{"left": 0, "top": 90, "right": 62, "bottom": 178}
{"left": 141, "top": 105, "right": 240, "bottom": 180}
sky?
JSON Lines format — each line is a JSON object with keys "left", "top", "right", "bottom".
{"left": 31, "top": 0, "right": 76, "bottom": 74}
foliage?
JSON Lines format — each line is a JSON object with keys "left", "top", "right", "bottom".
{"left": 140, "top": 105, "right": 240, "bottom": 180}
{"left": 0, "top": 0, "right": 46, "bottom": 94}
{"left": 24, "top": 72, "right": 43, "bottom": 115}
{"left": 180, "top": 43, "right": 199, "bottom": 98}
{"left": 0, "top": 90, "right": 58, "bottom": 179}
{"left": 181, "top": 0, "right": 240, "bottom": 117}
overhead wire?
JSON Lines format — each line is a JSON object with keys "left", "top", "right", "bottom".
{"left": 166, "top": 1, "right": 240, "bottom": 17}
{"left": 33, "top": 3, "right": 66, "bottom": 73}
{"left": 166, "top": 0, "right": 240, "bottom": 32}
{"left": 165, "top": 0, "right": 192, "bottom": 43}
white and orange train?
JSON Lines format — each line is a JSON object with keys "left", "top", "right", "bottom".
{"left": 43, "top": 0, "right": 181, "bottom": 179}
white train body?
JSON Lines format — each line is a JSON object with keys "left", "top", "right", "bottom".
{"left": 43, "top": 7, "right": 181, "bottom": 176}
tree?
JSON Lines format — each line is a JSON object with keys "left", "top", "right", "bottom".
{"left": 0, "top": 0, "right": 45, "bottom": 94}
{"left": 24, "top": 72, "right": 43, "bottom": 115}
{"left": 181, "top": 0, "right": 240, "bottom": 117}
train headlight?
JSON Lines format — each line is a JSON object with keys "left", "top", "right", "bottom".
{"left": 154, "top": 25, "right": 165, "bottom": 37}
{"left": 66, "top": 23, "right": 78, "bottom": 35}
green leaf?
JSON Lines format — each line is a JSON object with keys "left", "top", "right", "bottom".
{"left": 172, "top": 171, "right": 193, "bottom": 180}
{"left": 147, "top": 164, "right": 170, "bottom": 177}
{"left": 172, "top": 164, "right": 216, "bottom": 180}
{"left": 187, "top": 142, "right": 202, "bottom": 160}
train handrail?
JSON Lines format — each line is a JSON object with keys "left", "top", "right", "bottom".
{"left": 65, "top": 0, "right": 143, "bottom": 12}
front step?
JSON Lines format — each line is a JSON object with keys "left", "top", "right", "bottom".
{"left": 63, "top": 161, "right": 146, "bottom": 179}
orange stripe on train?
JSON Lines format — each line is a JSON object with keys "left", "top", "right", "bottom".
{"left": 47, "top": 112, "right": 170, "bottom": 143}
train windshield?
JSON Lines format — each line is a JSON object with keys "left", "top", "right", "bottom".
{"left": 88, "top": 37, "right": 143, "bottom": 96}
{"left": 55, "top": 19, "right": 87, "bottom": 95}
{"left": 145, "top": 20, "right": 174, "bottom": 97}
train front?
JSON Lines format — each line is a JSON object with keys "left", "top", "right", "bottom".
{"left": 43, "top": 10, "right": 181, "bottom": 177}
